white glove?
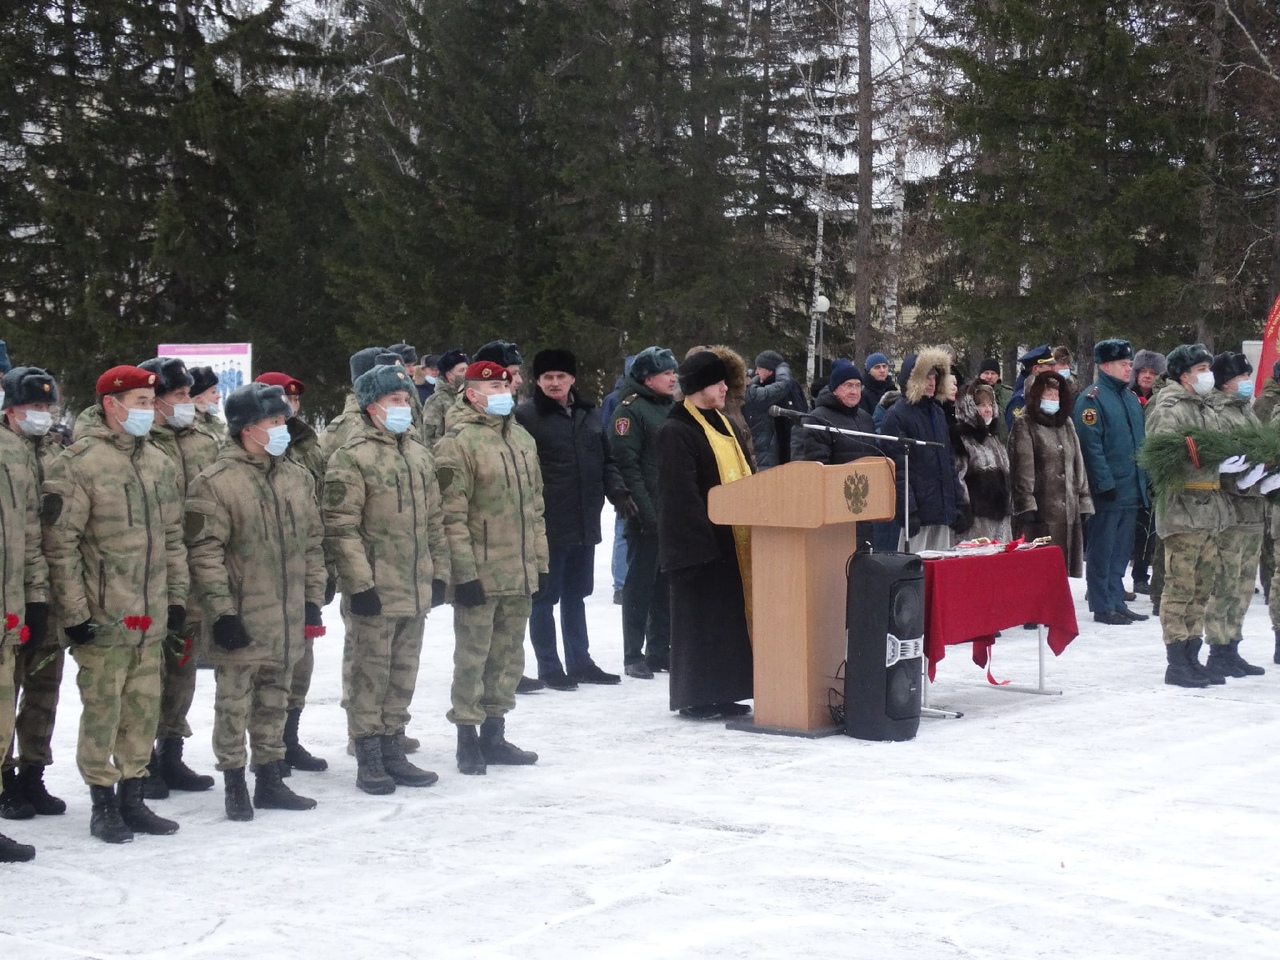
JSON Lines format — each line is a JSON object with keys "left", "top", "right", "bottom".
{"left": 1218, "top": 455, "right": 1250, "bottom": 474}
{"left": 1238, "top": 463, "right": 1268, "bottom": 490}
{"left": 1259, "top": 473, "right": 1280, "bottom": 495}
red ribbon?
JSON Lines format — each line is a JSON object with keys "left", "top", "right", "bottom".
{"left": 985, "top": 648, "right": 1011, "bottom": 686}
{"left": 1185, "top": 436, "right": 1201, "bottom": 469}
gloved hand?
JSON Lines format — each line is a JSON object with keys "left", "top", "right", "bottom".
{"left": 324, "top": 572, "right": 337, "bottom": 606}
{"left": 212, "top": 615, "right": 251, "bottom": 651}
{"left": 1097, "top": 488, "right": 1117, "bottom": 502}
{"left": 950, "top": 507, "right": 973, "bottom": 536}
{"left": 167, "top": 605, "right": 186, "bottom": 635}
{"left": 65, "top": 620, "right": 94, "bottom": 646}
{"left": 1016, "top": 510, "right": 1039, "bottom": 526}
{"left": 906, "top": 513, "right": 921, "bottom": 538}
{"left": 24, "top": 602, "right": 48, "bottom": 646}
{"left": 532, "top": 571, "right": 549, "bottom": 600}
{"left": 1218, "top": 455, "right": 1250, "bottom": 474}
{"left": 349, "top": 588, "right": 382, "bottom": 617}
{"left": 1238, "top": 463, "right": 1268, "bottom": 490}
{"left": 453, "top": 580, "right": 487, "bottom": 608}
{"left": 1260, "top": 473, "right": 1280, "bottom": 496}
{"left": 608, "top": 488, "right": 640, "bottom": 521}
{"left": 304, "top": 602, "right": 323, "bottom": 627}
{"left": 431, "top": 579, "right": 448, "bottom": 609}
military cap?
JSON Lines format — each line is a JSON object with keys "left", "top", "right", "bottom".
{"left": 388, "top": 342, "right": 417, "bottom": 366}
{"left": 465, "top": 360, "right": 512, "bottom": 383}
{"left": 139, "top": 356, "right": 195, "bottom": 394}
{"left": 1017, "top": 344, "right": 1055, "bottom": 369}
{"left": 438, "top": 348, "right": 470, "bottom": 373}
{"left": 1210, "top": 351, "right": 1251, "bottom": 390}
{"left": 421, "top": 353, "right": 442, "bottom": 369}
{"left": 349, "top": 346, "right": 386, "bottom": 384}
{"left": 354, "top": 364, "right": 414, "bottom": 409}
{"left": 189, "top": 365, "right": 218, "bottom": 396}
{"left": 225, "top": 382, "right": 292, "bottom": 436}
{"left": 1093, "top": 339, "right": 1133, "bottom": 365}
{"left": 96, "top": 365, "right": 157, "bottom": 396}
{"left": 631, "top": 346, "right": 678, "bottom": 381}
{"left": 474, "top": 340, "right": 524, "bottom": 367}
{"left": 255, "top": 372, "right": 306, "bottom": 397}
{"left": 1165, "top": 343, "right": 1213, "bottom": 380}
{"left": 1, "top": 366, "right": 59, "bottom": 408}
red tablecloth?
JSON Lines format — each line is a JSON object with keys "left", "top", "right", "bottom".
{"left": 922, "top": 546, "right": 1078, "bottom": 681}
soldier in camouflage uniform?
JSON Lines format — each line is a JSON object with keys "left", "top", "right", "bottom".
{"left": 186, "top": 383, "right": 328, "bottom": 820}
{"left": 420, "top": 348, "right": 470, "bottom": 448}
{"left": 189, "top": 365, "right": 224, "bottom": 430}
{"left": 319, "top": 347, "right": 389, "bottom": 463}
{"left": 0, "top": 382, "right": 50, "bottom": 862}
{"left": 43, "top": 365, "right": 189, "bottom": 843}
{"left": 256, "top": 371, "right": 331, "bottom": 772}
{"left": 435, "top": 360, "right": 548, "bottom": 775}
{"left": 138, "top": 356, "right": 220, "bottom": 797}
{"left": 1146, "top": 345, "right": 1235, "bottom": 689}
{"left": 1, "top": 366, "right": 65, "bottom": 821}
{"left": 325, "top": 364, "right": 448, "bottom": 794}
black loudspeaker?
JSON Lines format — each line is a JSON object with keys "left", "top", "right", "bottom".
{"left": 844, "top": 551, "right": 924, "bottom": 741}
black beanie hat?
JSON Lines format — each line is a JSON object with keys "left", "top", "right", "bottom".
{"left": 532, "top": 349, "right": 577, "bottom": 378}
{"left": 1211, "top": 351, "right": 1251, "bottom": 390}
{"left": 189, "top": 365, "right": 218, "bottom": 397}
{"left": 1, "top": 366, "right": 59, "bottom": 408}
{"left": 755, "top": 350, "right": 785, "bottom": 372}
{"left": 139, "top": 356, "right": 195, "bottom": 395}
{"left": 678, "top": 351, "right": 729, "bottom": 396}
{"left": 224, "top": 383, "right": 291, "bottom": 437}
{"left": 979, "top": 358, "right": 1000, "bottom": 376}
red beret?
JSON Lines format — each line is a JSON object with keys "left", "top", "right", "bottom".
{"left": 465, "top": 361, "right": 511, "bottom": 383}
{"left": 96, "top": 365, "right": 158, "bottom": 396}
{"left": 256, "top": 372, "right": 306, "bottom": 396}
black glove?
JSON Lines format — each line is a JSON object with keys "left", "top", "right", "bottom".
{"left": 304, "top": 602, "right": 323, "bottom": 627}
{"left": 1097, "top": 488, "right": 1117, "bottom": 502}
{"left": 607, "top": 488, "right": 640, "bottom": 521}
{"left": 324, "top": 572, "right": 337, "bottom": 606}
{"left": 1016, "top": 510, "right": 1039, "bottom": 526}
{"left": 65, "top": 620, "right": 94, "bottom": 646}
{"left": 453, "top": 579, "right": 487, "bottom": 608}
{"left": 24, "top": 602, "right": 48, "bottom": 646}
{"left": 167, "top": 605, "right": 186, "bottom": 635}
{"left": 349, "top": 588, "right": 382, "bottom": 617}
{"left": 532, "top": 571, "right": 549, "bottom": 600}
{"left": 431, "top": 579, "right": 447, "bottom": 609}
{"left": 212, "top": 615, "right": 251, "bottom": 651}
{"left": 950, "top": 507, "right": 973, "bottom": 536}
{"left": 905, "top": 513, "right": 921, "bottom": 538}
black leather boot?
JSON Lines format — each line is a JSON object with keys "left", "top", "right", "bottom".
{"left": 1164, "top": 641, "right": 1209, "bottom": 689}
{"left": 479, "top": 716, "right": 538, "bottom": 766}
{"left": 1205, "top": 642, "right": 1245, "bottom": 679}
{"left": 118, "top": 777, "right": 179, "bottom": 835}
{"left": 15, "top": 764, "right": 66, "bottom": 815}
{"left": 254, "top": 758, "right": 317, "bottom": 810}
{"left": 380, "top": 733, "right": 437, "bottom": 787}
{"left": 0, "top": 829, "right": 35, "bottom": 862}
{"left": 89, "top": 784, "right": 133, "bottom": 844}
{"left": 142, "top": 747, "right": 169, "bottom": 799}
{"left": 0, "top": 768, "right": 35, "bottom": 820}
{"left": 456, "top": 725, "right": 486, "bottom": 776}
{"left": 1226, "top": 639, "right": 1265, "bottom": 676}
{"left": 1185, "top": 638, "right": 1226, "bottom": 685}
{"left": 283, "top": 708, "right": 328, "bottom": 772}
{"left": 353, "top": 736, "right": 395, "bottom": 795}
{"left": 224, "top": 767, "right": 254, "bottom": 822}
{"left": 158, "top": 737, "right": 214, "bottom": 791}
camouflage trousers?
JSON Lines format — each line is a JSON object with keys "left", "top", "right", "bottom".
{"left": 156, "top": 620, "right": 201, "bottom": 740}
{"left": 212, "top": 661, "right": 291, "bottom": 771}
{"left": 0, "top": 649, "right": 15, "bottom": 798}
{"left": 70, "top": 642, "right": 162, "bottom": 787}
{"left": 1206, "top": 526, "right": 1263, "bottom": 645}
{"left": 342, "top": 614, "right": 425, "bottom": 740}
{"left": 1159, "top": 531, "right": 1225, "bottom": 646}
{"left": 287, "top": 635, "right": 314, "bottom": 712}
{"left": 448, "top": 596, "right": 531, "bottom": 726}
{"left": 3, "top": 639, "right": 64, "bottom": 771}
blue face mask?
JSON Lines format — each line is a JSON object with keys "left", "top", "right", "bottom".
{"left": 485, "top": 392, "right": 515, "bottom": 417}
{"left": 120, "top": 407, "right": 155, "bottom": 437}
{"left": 425, "top": 375, "right": 438, "bottom": 385}
{"left": 1039, "top": 399, "right": 1061, "bottom": 416}
{"left": 262, "top": 424, "right": 291, "bottom": 456}
{"left": 378, "top": 404, "right": 414, "bottom": 435}
{"left": 1060, "top": 370, "right": 1071, "bottom": 380}
{"left": 1235, "top": 381, "right": 1254, "bottom": 400}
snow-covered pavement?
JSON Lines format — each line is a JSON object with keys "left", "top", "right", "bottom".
{"left": 6, "top": 520, "right": 1280, "bottom": 960}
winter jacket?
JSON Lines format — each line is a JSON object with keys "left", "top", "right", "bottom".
{"left": 859, "top": 373, "right": 899, "bottom": 419}
{"left": 1008, "top": 373, "right": 1093, "bottom": 576}
{"left": 1207, "top": 390, "right": 1265, "bottom": 529}
{"left": 286, "top": 416, "right": 325, "bottom": 498}
{"left": 515, "top": 387, "right": 623, "bottom": 549}
{"left": 421, "top": 377, "right": 463, "bottom": 448}
{"left": 185, "top": 443, "right": 326, "bottom": 665}
{"left": 42, "top": 406, "right": 188, "bottom": 646}
{"left": 434, "top": 398, "right": 548, "bottom": 598}
{"left": 881, "top": 349, "right": 964, "bottom": 529}
{"left": 600, "top": 356, "right": 637, "bottom": 429}
{"left": 950, "top": 387, "right": 1010, "bottom": 540}
{"left": 1254, "top": 377, "right": 1280, "bottom": 424}
{"left": 148, "top": 418, "right": 222, "bottom": 500}
{"left": 4, "top": 425, "right": 63, "bottom": 486}
{"left": 324, "top": 415, "right": 449, "bottom": 616}
{"left": 0, "top": 428, "right": 48, "bottom": 651}
{"left": 609, "top": 373, "right": 675, "bottom": 533}
{"left": 319, "top": 393, "right": 365, "bottom": 463}
{"left": 742, "top": 362, "right": 797, "bottom": 469}
{"left": 1145, "top": 380, "right": 1233, "bottom": 538}
{"left": 1073, "top": 371, "right": 1148, "bottom": 510}
{"left": 795, "top": 387, "right": 884, "bottom": 465}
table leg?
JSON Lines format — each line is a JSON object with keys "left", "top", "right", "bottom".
{"left": 993, "top": 625, "right": 1063, "bottom": 696}
{"left": 920, "top": 657, "right": 963, "bottom": 719}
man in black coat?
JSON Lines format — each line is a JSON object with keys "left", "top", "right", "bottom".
{"left": 515, "top": 350, "right": 637, "bottom": 688}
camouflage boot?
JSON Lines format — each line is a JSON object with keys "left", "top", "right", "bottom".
{"left": 0, "top": 768, "right": 35, "bottom": 820}
{"left": 158, "top": 737, "right": 215, "bottom": 792}
{"left": 353, "top": 736, "right": 395, "bottom": 795}
{"left": 253, "top": 759, "right": 317, "bottom": 811}
{"left": 15, "top": 764, "right": 66, "bottom": 816}
{"left": 223, "top": 768, "right": 253, "bottom": 822}
{"left": 0, "top": 830, "right": 35, "bottom": 863}
{"left": 118, "top": 778, "right": 179, "bottom": 836}
{"left": 1226, "top": 640, "right": 1265, "bottom": 676}
{"left": 283, "top": 709, "right": 328, "bottom": 772}
{"left": 478, "top": 717, "right": 538, "bottom": 766}
{"left": 380, "top": 733, "right": 438, "bottom": 788}
{"left": 456, "top": 725, "right": 486, "bottom": 776}
{"left": 89, "top": 785, "right": 134, "bottom": 844}
{"left": 1164, "top": 641, "right": 1209, "bottom": 689}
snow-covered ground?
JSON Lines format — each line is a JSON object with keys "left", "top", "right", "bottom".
{"left": 6, "top": 515, "right": 1280, "bottom": 960}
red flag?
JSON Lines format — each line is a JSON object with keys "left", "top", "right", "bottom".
{"left": 1255, "top": 292, "right": 1280, "bottom": 394}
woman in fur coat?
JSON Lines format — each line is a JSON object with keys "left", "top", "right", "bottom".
{"left": 951, "top": 383, "right": 1011, "bottom": 541}
{"left": 1008, "top": 371, "right": 1094, "bottom": 576}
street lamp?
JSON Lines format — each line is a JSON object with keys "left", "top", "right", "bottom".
{"left": 813, "top": 294, "right": 831, "bottom": 375}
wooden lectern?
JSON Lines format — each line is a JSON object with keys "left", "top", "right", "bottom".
{"left": 707, "top": 458, "right": 896, "bottom": 735}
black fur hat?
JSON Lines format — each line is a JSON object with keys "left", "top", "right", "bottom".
{"left": 225, "top": 383, "right": 291, "bottom": 436}
{"left": 189, "top": 365, "right": 218, "bottom": 397}
{"left": 532, "top": 349, "right": 577, "bottom": 378}
{"left": 1211, "top": 351, "right": 1251, "bottom": 390}
{"left": 1, "top": 366, "right": 59, "bottom": 408}
{"left": 1093, "top": 339, "right": 1133, "bottom": 365}
{"left": 474, "top": 340, "right": 524, "bottom": 367}
{"left": 678, "top": 350, "right": 729, "bottom": 396}
{"left": 139, "top": 356, "right": 194, "bottom": 395}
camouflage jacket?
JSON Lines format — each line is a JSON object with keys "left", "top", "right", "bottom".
{"left": 608, "top": 375, "right": 674, "bottom": 531}
{"left": 1145, "top": 380, "right": 1234, "bottom": 538}
{"left": 286, "top": 416, "right": 325, "bottom": 498}
{"left": 324, "top": 415, "right": 448, "bottom": 617}
{"left": 1, "top": 428, "right": 49, "bottom": 651}
{"left": 319, "top": 393, "right": 365, "bottom": 465}
{"left": 42, "top": 406, "right": 188, "bottom": 646}
{"left": 185, "top": 443, "right": 327, "bottom": 665}
{"left": 421, "top": 377, "right": 462, "bottom": 448}
{"left": 3, "top": 423, "right": 63, "bottom": 486}
{"left": 1207, "top": 390, "right": 1265, "bottom": 528}
{"left": 1253, "top": 377, "right": 1280, "bottom": 425}
{"left": 435, "top": 398, "right": 548, "bottom": 597}
{"left": 148, "top": 419, "right": 222, "bottom": 500}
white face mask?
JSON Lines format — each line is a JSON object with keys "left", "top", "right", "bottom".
{"left": 261, "top": 424, "right": 291, "bottom": 456}
{"left": 377, "top": 404, "right": 414, "bottom": 435}
{"left": 166, "top": 403, "right": 196, "bottom": 429}
{"left": 115, "top": 403, "right": 155, "bottom": 437}
{"left": 18, "top": 410, "right": 53, "bottom": 436}
{"left": 1193, "top": 371, "right": 1215, "bottom": 396}
{"left": 1039, "top": 399, "right": 1061, "bottom": 416}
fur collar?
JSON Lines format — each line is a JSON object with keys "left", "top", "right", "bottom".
{"left": 903, "top": 347, "right": 954, "bottom": 405}
{"left": 1025, "top": 371, "right": 1071, "bottom": 428}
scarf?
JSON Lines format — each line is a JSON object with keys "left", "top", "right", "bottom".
{"left": 684, "top": 398, "right": 754, "bottom": 637}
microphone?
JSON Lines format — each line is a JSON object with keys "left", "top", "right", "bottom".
{"left": 769, "top": 405, "right": 805, "bottom": 419}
